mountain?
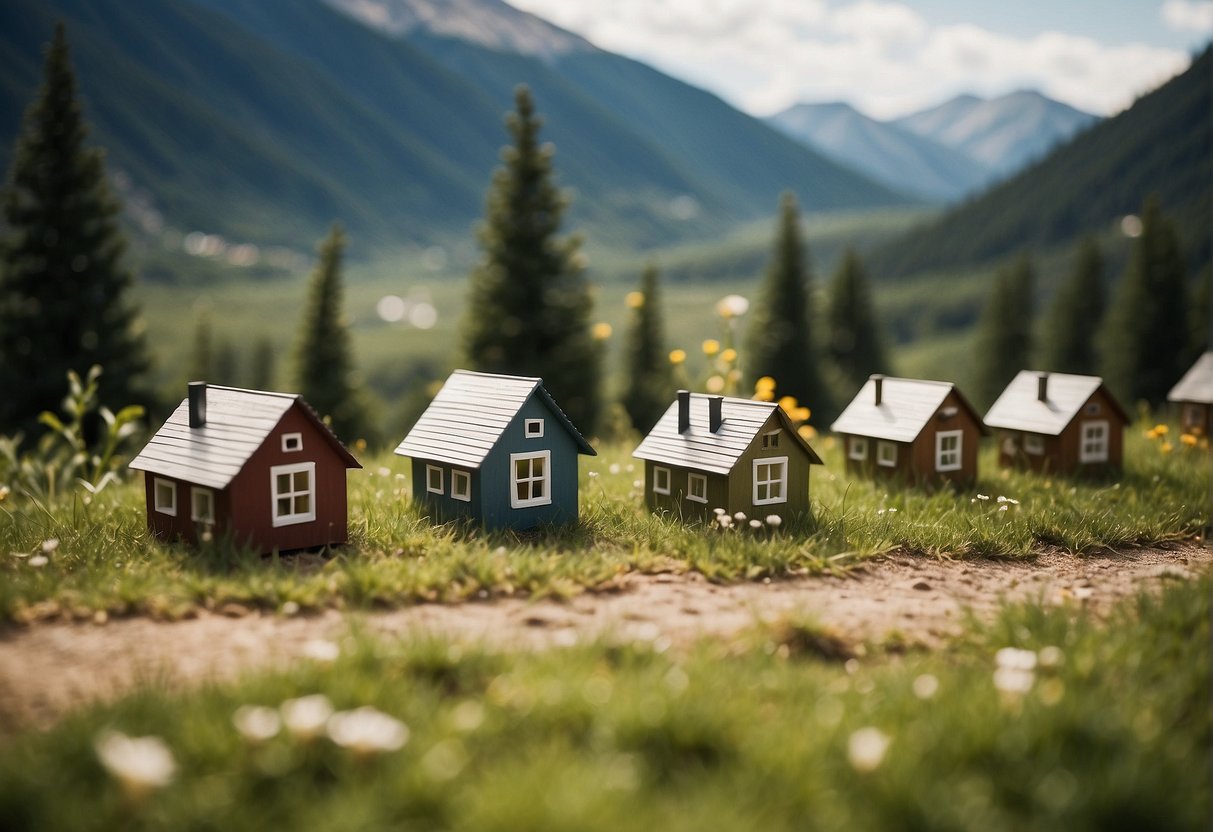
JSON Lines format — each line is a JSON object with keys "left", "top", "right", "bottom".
{"left": 766, "top": 101, "right": 990, "bottom": 201}
{"left": 873, "top": 48, "right": 1211, "bottom": 279}
{"left": 893, "top": 90, "right": 1097, "bottom": 180}
{"left": 0, "top": 0, "right": 908, "bottom": 259}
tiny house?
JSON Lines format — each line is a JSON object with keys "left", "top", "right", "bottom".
{"left": 831, "top": 375, "right": 986, "bottom": 487}
{"left": 1168, "top": 351, "right": 1213, "bottom": 437}
{"left": 632, "top": 391, "right": 822, "bottom": 522}
{"left": 394, "top": 370, "right": 596, "bottom": 530}
{"left": 129, "top": 383, "right": 362, "bottom": 553}
{"left": 984, "top": 371, "right": 1128, "bottom": 474}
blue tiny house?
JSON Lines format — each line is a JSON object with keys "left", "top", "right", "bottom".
{"left": 394, "top": 370, "right": 596, "bottom": 530}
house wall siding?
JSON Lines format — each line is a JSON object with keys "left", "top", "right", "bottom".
{"left": 142, "top": 474, "right": 232, "bottom": 544}
{"left": 730, "top": 414, "right": 811, "bottom": 518}
{"left": 643, "top": 462, "right": 730, "bottom": 523}
{"left": 410, "top": 459, "right": 481, "bottom": 524}
{"left": 1177, "top": 400, "right": 1212, "bottom": 437}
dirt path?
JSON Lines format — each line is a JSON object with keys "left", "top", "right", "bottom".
{"left": 1, "top": 544, "right": 1207, "bottom": 732}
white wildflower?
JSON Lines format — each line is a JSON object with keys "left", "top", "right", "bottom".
{"left": 608, "top": 463, "right": 621, "bottom": 475}
{"left": 876, "top": 509, "right": 885, "bottom": 516}
{"left": 749, "top": 519, "right": 762, "bottom": 529}
{"left": 912, "top": 674, "right": 939, "bottom": 700}
{"left": 994, "top": 647, "right": 1037, "bottom": 695}
{"left": 377, "top": 467, "right": 391, "bottom": 477}
{"left": 976, "top": 494, "right": 990, "bottom": 501}
{"left": 847, "top": 727, "right": 890, "bottom": 772}
{"left": 232, "top": 705, "right": 281, "bottom": 743}
{"left": 41, "top": 538, "right": 59, "bottom": 554}
{"left": 280, "top": 694, "right": 333, "bottom": 740}
{"left": 1038, "top": 646, "right": 1065, "bottom": 668}
{"left": 713, "top": 507, "right": 727, "bottom": 516}
{"left": 28, "top": 555, "right": 48, "bottom": 567}
{"left": 996, "top": 496, "right": 1020, "bottom": 505}
{"left": 588, "top": 471, "right": 599, "bottom": 478}
{"left": 716, "top": 514, "right": 733, "bottom": 529}
{"left": 887, "top": 508, "right": 897, "bottom": 513}
{"left": 281, "top": 601, "right": 300, "bottom": 616}
{"left": 734, "top": 512, "right": 746, "bottom": 522}
{"left": 998, "top": 505, "right": 1008, "bottom": 512}
{"left": 765, "top": 515, "right": 782, "bottom": 527}
{"left": 326, "top": 706, "right": 409, "bottom": 756}
{"left": 633, "top": 480, "right": 643, "bottom": 489}
{"left": 94, "top": 731, "right": 176, "bottom": 796}
{"left": 302, "top": 639, "right": 340, "bottom": 663}
{"left": 996, "top": 647, "right": 1038, "bottom": 671}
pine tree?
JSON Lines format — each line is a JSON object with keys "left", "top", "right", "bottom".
{"left": 620, "top": 263, "right": 673, "bottom": 433}
{"left": 975, "top": 256, "right": 1034, "bottom": 407}
{"left": 1187, "top": 264, "right": 1211, "bottom": 363}
{"left": 1042, "top": 237, "right": 1103, "bottom": 374}
{"left": 294, "top": 224, "right": 367, "bottom": 441}
{"left": 214, "top": 339, "right": 238, "bottom": 387}
{"left": 826, "top": 248, "right": 888, "bottom": 387}
{"left": 188, "top": 310, "right": 213, "bottom": 382}
{"left": 462, "top": 86, "right": 601, "bottom": 434}
{"left": 0, "top": 24, "right": 150, "bottom": 434}
{"left": 250, "top": 336, "right": 276, "bottom": 391}
{"left": 746, "top": 192, "right": 829, "bottom": 414}
{"left": 1101, "top": 195, "right": 1188, "bottom": 404}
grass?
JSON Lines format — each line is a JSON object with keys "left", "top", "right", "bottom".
{"left": 0, "top": 422, "right": 1206, "bottom": 624}
{"left": 0, "top": 575, "right": 1206, "bottom": 830}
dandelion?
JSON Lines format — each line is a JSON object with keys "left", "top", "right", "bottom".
{"left": 668, "top": 349, "right": 687, "bottom": 365}
{"left": 233, "top": 705, "right": 281, "bottom": 744}
{"left": 719, "top": 347, "right": 737, "bottom": 363}
{"left": 749, "top": 519, "right": 762, "bottom": 529}
{"left": 734, "top": 512, "right": 746, "bottom": 522}
{"left": 1153, "top": 424, "right": 1169, "bottom": 435}
{"left": 302, "top": 639, "right": 340, "bottom": 663}
{"left": 765, "top": 515, "right": 782, "bottom": 527}
{"left": 41, "top": 538, "right": 59, "bottom": 554}
{"left": 28, "top": 554, "right": 48, "bottom": 567}
{"left": 326, "top": 707, "right": 409, "bottom": 756}
{"left": 702, "top": 339, "right": 721, "bottom": 356}
{"left": 280, "top": 694, "right": 334, "bottom": 741}
{"left": 625, "top": 291, "right": 644, "bottom": 309}
{"left": 94, "top": 731, "right": 176, "bottom": 797}
{"left": 591, "top": 322, "right": 613, "bottom": 340}
{"left": 1181, "top": 433, "right": 1198, "bottom": 447}
{"left": 847, "top": 727, "right": 890, "bottom": 772}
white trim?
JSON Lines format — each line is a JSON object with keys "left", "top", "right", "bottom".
{"left": 153, "top": 477, "right": 177, "bottom": 516}
{"left": 877, "top": 440, "right": 897, "bottom": 467}
{"left": 190, "top": 487, "right": 215, "bottom": 524}
{"left": 451, "top": 469, "right": 472, "bottom": 502}
{"left": 686, "top": 472, "right": 708, "bottom": 503}
{"left": 1079, "top": 420, "right": 1109, "bottom": 463}
{"left": 653, "top": 466, "right": 671, "bottom": 495}
{"left": 426, "top": 464, "right": 444, "bottom": 495}
{"left": 935, "top": 430, "right": 963, "bottom": 472}
{"left": 270, "top": 461, "right": 316, "bottom": 527}
{"left": 1023, "top": 433, "right": 1045, "bottom": 455}
{"left": 762, "top": 429, "right": 781, "bottom": 449}
{"left": 510, "top": 450, "right": 552, "bottom": 509}
{"left": 848, "top": 437, "right": 868, "bottom": 461}
{"left": 281, "top": 432, "right": 303, "bottom": 453}
{"left": 753, "top": 456, "right": 788, "bottom": 505}
{"left": 524, "top": 418, "right": 545, "bottom": 438}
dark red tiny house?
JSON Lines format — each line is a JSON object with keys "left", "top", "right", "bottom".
{"left": 1168, "top": 351, "right": 1213, "bottom": 438}
{"left": 129, "top": 383, "right": 361, "bottom": 554}
{"left": 831, "top": 375, "right": 987, "bottom": 488}
{"left": 984, "top": 371, "right": 1128, "bottom": 475}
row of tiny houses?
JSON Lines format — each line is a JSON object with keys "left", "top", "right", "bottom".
{"left": 130, "top": 353, "right": 1212, "bottom": 552}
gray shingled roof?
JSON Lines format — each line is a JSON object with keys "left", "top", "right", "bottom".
{"left": 632, "top": 393, "right": 822, "bottom": 475}
{"left": 984, "top": 371, "right": 1125, "bottom": 435}
{"left": 1168, "top": 352, "right": 1213, "bottom": 404}
{"left": 831, "top": 376, "right": 984, "bottom": 442}
{"left": 394, "top": 370, "right": 595, "bottom": 468}
{"left": 129, "top": 386, "right": 361, "bottom": 489}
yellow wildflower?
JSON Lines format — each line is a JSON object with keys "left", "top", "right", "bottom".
{"left": 798, "top": 424, "right": 817, "bottom": 441}
{"left": 1160, "top": 441, "right": 1174, "bottom": 454}
{"left": 1181, "top": 433, "right": 1198, "bottom": 447}
{"left": 720, "top": 347, "right": 738, "bottom": 364}
{"left": 1154, "top": 424, "right": 1169, "bottom": 435}
{"left": 702, "top": 339, "right": 720, "bottom": 356}
{"left": 625, "top": 291, "right": 644, "bottom": 309}
{"left": 778, "top": 395, "right": 798, "bottom": 412}
{"left": 706, "top": 375, "right": 725, "bottom": 393}
{"left": 753, "top": 388, "right": 775, "bottom": 402}
{"left": 791, "top": 406, "right": 811, "bottom": 423}
{"left": 669, "top": 349, "right": 687, "bottom": 365}
{"left": 727, "top": 369, "right": 742, "bottom": 383}
{"left": 591, "top": 322, "right": 613, "bottom": 340}
{"left": 756, "top": 376, "right": 776, "bottom": 393}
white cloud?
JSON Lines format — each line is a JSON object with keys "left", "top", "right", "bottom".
{"left": 508, "top": 0, "right": 1192, "bottom": 118}
{"left": 1162, "top": 0, "right": 1213, "bottom": 33}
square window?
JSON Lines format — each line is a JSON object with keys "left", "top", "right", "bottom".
{"left": 848, "top": 437, "right": 868, "bottom": 461}
{"left": 877, "top": 440, "right": 897, "bottom": 467}
{"left": 154, "top": 478, "right": 177, "bottom": 516}
{"left": 281, "top": 432, "right": 303, "bottom": 452}
{"left": 451, "top": 470, "right": 471, "bottom": 502}
{"left": 191, "top": 488, "right": 214, "bottom": 524}
{"left": 653, "top": 466, "right": 671, "bottom": 495}
{"left": 426, "top": 464, "right": 444, "bottom": 495}
{"left": 687, "top": 473, "right": 708, "bottom": 503}
{"left": 1085, "top": 403, "right": 1100, "bottom": 415}
{"left": 935, "top": 431, "right": 962, "bottom": 472}
{"left": 1023, "top": 433, "right": 1045, "bottom": 455}
{"left": 510, "top": 451, "right": 551, "bottom": 508}
{"left": 525, "top": 418, "right": 544, "bottom": 438}
{"left": 762, "top": 430, "right": 781, "bottom": 449}
{"left": 270, "top": 462, "right": 316, "bottom": 527}
{"left": 1080, "top": 421, "right": 1109, "bottom": 463}
{"left": 753, "top": 457, "right": 788, "bottom": 505}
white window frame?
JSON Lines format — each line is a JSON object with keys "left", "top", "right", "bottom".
{"left": 848, "top": 437, "right": 868, "bottom": 461}
{"left": 762, "top": 430, "right": 781, "bottom": 449}
{"left": 524, "top": 418, "right": 544, "bottom": 438}
{"left": 451, "top": 469, "right": 471, "bottom": 502}
{"left": 653, "top": 466, "right": 671, "bottom": 495}
{"left": 753, "top": 456, "right": 788, "bottom": 505}
{"left": 1023, "top": 433, "right": 1045, "bottom": 455}
{"left": 153, "top": 477, "right": 177, "bottom": 516}
{"left": 1080, "top": 420, "right": 1109, "bottom": 463}
{"left": 877, "top": 440, "right": 897, "bottom": 467}
{"left": 426, "top": 464, "right": 444, "bottom": 495}
{"left": 270, "top": 461, "right": 316, "bottom": 527}
{"left": 510, "top": 451, "right": 552, "bottom": 509}
{"left": 191, "top": 487, "right": 215, "bottom": 524}
{"left": 686, "top": 472, "right": 708, "bottom": 503}
{"left": 281, "top": 432, "right": 303, "bottom": 453}
{"left": 935, "top": 430, "right": 963, "bottom": 472}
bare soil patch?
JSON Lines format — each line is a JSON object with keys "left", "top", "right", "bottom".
{"left": 1, "top": 543, "right": 1207, "bottom": 733}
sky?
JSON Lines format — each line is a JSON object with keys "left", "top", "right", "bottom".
{"left": 506, "top": 0, "right": 1213, "bottom": 118}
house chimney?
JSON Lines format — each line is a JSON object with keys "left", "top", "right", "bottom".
{"left": 709, "top": 396, "right": 723, "bottom": 432}
{"left": 188, "top": 381, "right": 207, "bottom": 428}
{"left": 871, "top": 374, "right": 885, "bottom": 406}
{"left": 1037, "top": 372, "right": 1049, "bottom": 402}
{"left": 677, "top": 389, "right": 691, "bottom": 433}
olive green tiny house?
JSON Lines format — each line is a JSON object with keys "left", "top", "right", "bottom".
{"left": 394, "top": 370, "right": 596, "bottom": 530}
{"left": 632, "top": 391, "right": 822, "bottom": 523}
{"left": 1168, "top": 352, "right": 1213, "bottom": 438}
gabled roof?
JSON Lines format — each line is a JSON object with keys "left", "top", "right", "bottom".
{"left": 394, "top": 370, "right": 596, "bottom": 468}
{"left": 129, "top": 386, "right": 361, "bottom": 489}
{"left": 831, "top": 376, "right": 986, "bottom": 442}
{"left": 632, "top": 393, "right": 822, "bottom": 475}
{"left": 1168, "top": 351, "right": 1213, "bottom": 404}
{"left": 984, "top": 371, "right": 1128, "bottom": 435}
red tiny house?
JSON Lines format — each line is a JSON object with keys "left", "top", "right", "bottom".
{"left": 131, "top": 383, "right": 361, "bottom": 554}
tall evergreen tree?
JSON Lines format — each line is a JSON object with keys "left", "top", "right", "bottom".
{"left": 0, "top": 24, "right": 150, "bottom": 433}
{"left": 462, "top": 86, "right": 601, "bottom": 434}
{"left": 250, "top": 336, "right": 276, "bottom": 391}
{"left": 1042, "top": 237, "right": 1103, "bottom": 374}
{"left": 294, "top": 224, "right": 367, "bottom": 441}
{"left": 826, "top": 248, "right": 888, "bottom": 387}
{"left": 1187, "top": 264, "right": 1211, "bottom": 363}
{"left": 745, "top": 192, "right": 829, "bottom": 414}
{"left": 975, "top": 256, "right": 1034, "bottom": 407}
{"left": 188, "top": 310, "right": 213, "bottom": 382}
{"left": 214, "top": 339, "right": 239, "bottom": 387}
{"left": 1101, "top": 195, "right": 1188, "bottom": 404}
{"left": 620, "top": 263, "right": 673, "bottom": 433}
